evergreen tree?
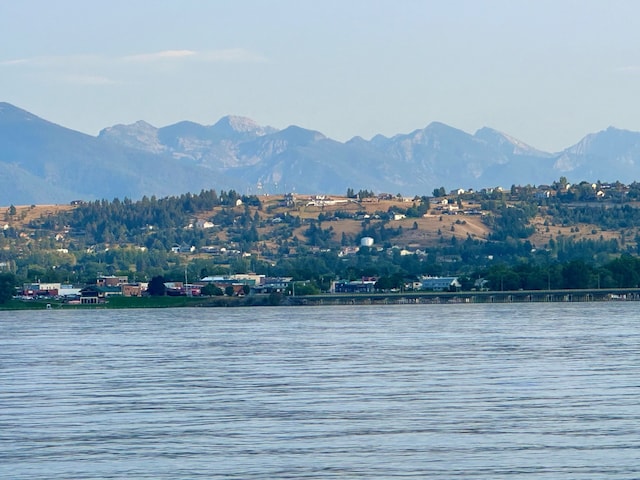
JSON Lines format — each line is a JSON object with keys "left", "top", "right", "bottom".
{"left": 0, "top": 272, "right": 16, "bottom": 304}
{"left": 147, "top": 275, "right": 167, "bottom": 296}
{"left": 201, "top": 283, "right": 223, "bottom": 296}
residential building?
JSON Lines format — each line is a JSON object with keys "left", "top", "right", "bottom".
{"left": 97, "top": 275, "right": 129, "bottom": 287}
{"left": 420, "top": 276, "right": 461, "bottom": 292}
{"left": 251, "top": 277, "right": 292, "bottom": 294}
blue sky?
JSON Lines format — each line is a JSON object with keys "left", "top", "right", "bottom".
{"left": 1, "top": 0, "right": 639, "bottom": 151}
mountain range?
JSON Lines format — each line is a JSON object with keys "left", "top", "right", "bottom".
{"left": 1, "top": 101, "right": 640, "bottom": 205}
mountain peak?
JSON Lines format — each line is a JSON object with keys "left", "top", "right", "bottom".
{"left": 210, "top": 115, "right": 277, "bottom": 138}
{"left": 0, "top": 102, "right": 43, "bottom": 124}
{"left": 421, "top": 121, "right": 470, "bottom": 138}
{"left": 565, "top": 125, "right": 640, "bottom": 156}
{"left": 475, "top": 127, "right": 550, "bottom": 156}
{"left": 214, "top": 115, "right": 261, "bottom": 132}
{"left": 0, "top": 102, "right": 27, "bottom": 113}
{"left": 397, "top": 121, "right": 471, "bottom": 144}
{"left": 98, "top": 120, "right": 164, "bottom": 153}
{"left": 0, "top": 102, "right": 20, "bottom": 111}
{"left": 100, "top": 119, "right": 157, "bottom": 134}
{"left": 275, "top": 125, "right": 326, "bottom": 144}
{"left": 425, "top": 121, "right": 452, "bottom": 130}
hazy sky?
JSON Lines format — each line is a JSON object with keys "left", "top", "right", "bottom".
{"left": 2, "top": 0, "right": 639, "bottom": 151}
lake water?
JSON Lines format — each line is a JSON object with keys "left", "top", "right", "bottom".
{"left": 1, "top": 303, "right": 639, "bottom": 479}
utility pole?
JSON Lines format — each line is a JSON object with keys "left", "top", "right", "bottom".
{"left": 184, "top": 264, "right": 190, "bottom": 296}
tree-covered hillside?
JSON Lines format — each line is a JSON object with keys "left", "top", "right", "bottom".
{"left": 3, "top": 180, "right": 640, "bottom": 292}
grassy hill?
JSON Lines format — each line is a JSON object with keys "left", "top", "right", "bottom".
{"left": 2, "top": 195, "right": 495, "bottom": 253}
{"left": 4, "top": 192, "right": 639, "bottom": 258}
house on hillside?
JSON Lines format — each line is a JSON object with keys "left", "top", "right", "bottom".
{"left": 195, "top": 219, "right": 215, "bottom": 229}
{"left": 171, "top": 243, "right": 196, "bottom": 253}
{"left": 281, "top": 193, "right": 296, "bottom": 207}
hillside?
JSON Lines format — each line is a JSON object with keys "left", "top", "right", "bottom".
{"left": 4, "top": 187, "right": 640, "bottom": 259}
{"left": 3, "top": 195, "right": 492, "bottom": 251}
{"left": 4, "top": 182, "right": 640, "bottom": 295}
{"left": 2, "top": 204, "right": 75, "bottom": 225}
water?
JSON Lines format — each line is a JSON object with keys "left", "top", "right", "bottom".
{"left": 1, "top": 303, "right": 639, "bottom": 479}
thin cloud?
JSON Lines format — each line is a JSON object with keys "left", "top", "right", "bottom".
{"left": 60, "top": 74, "right": 118, "bottom": 86}
{"left": 1, "top": 49, "right": 267, "bottom": 69}
{"left": 123, "top": 50, "right": 197, "bottom": 62}
{"left": 199, "top": 48, "right": 268, "bottom": 63}
{"left": 0, "top": 54, "right": 103, "bottom": 68}
{"left": 123, "top": 48, "right": 267, "bottom": 64}
{"left": 0, "top": 58, "right": 29, "bottom": 66}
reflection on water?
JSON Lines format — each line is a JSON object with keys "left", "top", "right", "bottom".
{"left": 1, "top": 303, "right": 639, "bottom": 478}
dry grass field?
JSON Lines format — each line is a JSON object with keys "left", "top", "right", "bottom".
{"left": 263, "top": 195, "right": 491, "bottom": 248}
{"left": 3, "top": 195, "right": 638, "bottom": 252}
{"left": 1, "top": 204, "right": 75, "bottom": 228}
{"left": 528, "top": 214, "right": 636, "bottom": 249}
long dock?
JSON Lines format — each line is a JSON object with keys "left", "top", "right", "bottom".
{"left": 287, "top": 288, "right": 640, "bottom": 306}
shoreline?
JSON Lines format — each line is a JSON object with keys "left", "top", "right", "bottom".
{"left": 3, "top": 287, "right": 640, "bottom": 310}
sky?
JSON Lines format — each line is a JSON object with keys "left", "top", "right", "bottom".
{"left": 1, "top": 0, "right": 640, "bottom": 152}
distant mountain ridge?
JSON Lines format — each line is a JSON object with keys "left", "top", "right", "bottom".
{"left": 1, "top": 101, "right": 640, "bottom": 205}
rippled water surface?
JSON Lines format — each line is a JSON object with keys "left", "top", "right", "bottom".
{"left": 1, "top": 303, "right": 639, "bottom": 479}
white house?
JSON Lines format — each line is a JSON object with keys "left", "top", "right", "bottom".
{"left": 196, "top": 219, "right": 215, "bottom": 229}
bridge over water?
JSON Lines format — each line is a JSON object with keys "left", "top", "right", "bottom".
{"left": 288, "top": 288, "right": 640, "bottom": 306}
